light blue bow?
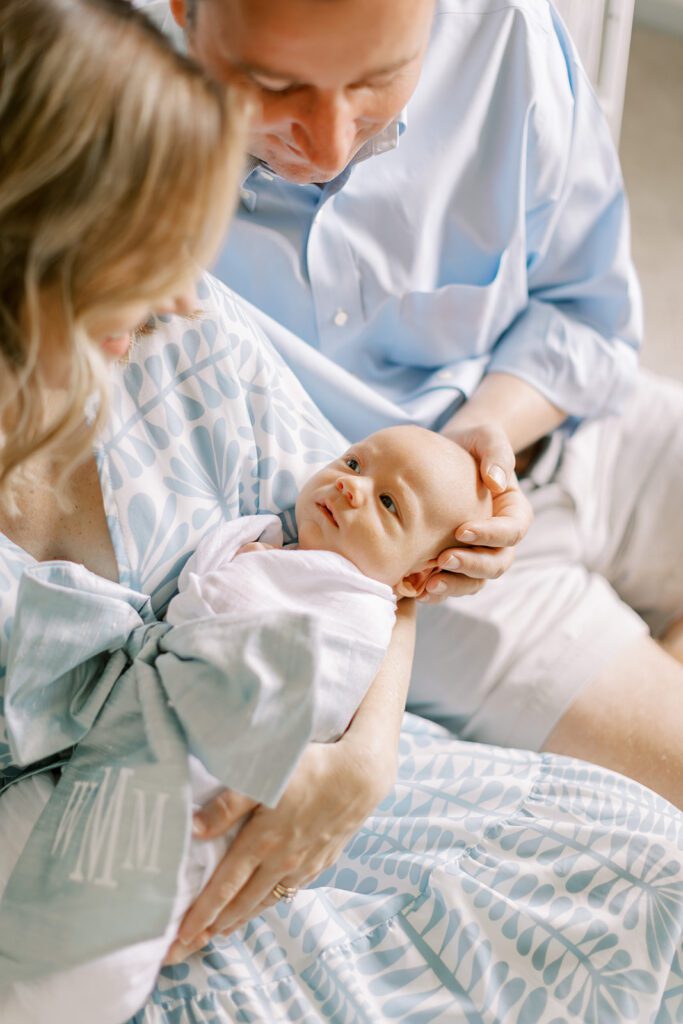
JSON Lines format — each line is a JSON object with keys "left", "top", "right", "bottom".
{"left": 0, "top": 560, "right": 328, "bottom": 981}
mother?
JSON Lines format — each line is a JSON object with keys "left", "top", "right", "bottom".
{"left": 0, "top": 2, "right": 681, "bottom": 1022}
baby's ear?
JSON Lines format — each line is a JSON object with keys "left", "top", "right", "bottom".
{"left": 395, "top": 565, "right": 438, "bottom": 599}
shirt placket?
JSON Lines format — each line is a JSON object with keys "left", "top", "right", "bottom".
{"left": 306, "top": 191, "right": 365, "bottom": 361}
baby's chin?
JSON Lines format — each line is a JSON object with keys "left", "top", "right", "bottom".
{"left": 296, "top": 518, "right": 346, "bottom": 557}
{"left": 297, "top": 519, "right": 361, "bottom": 566}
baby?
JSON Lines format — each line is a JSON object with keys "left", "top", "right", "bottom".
{"left": 0, "top": 425, "right": 490, "bottom": 1024}
{"left": 168, "top": 425, "right": 491, "bottom": 738}
{"left": 173, "top": 421, "right": 490, "bottom": 609}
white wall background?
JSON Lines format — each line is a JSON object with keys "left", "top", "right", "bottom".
{"left": 635, "top": 0, "right": 683, "bottom": 36}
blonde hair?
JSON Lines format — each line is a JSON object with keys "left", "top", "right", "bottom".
{"left": 0, "top": 0, "right": 247, "bottom": 506}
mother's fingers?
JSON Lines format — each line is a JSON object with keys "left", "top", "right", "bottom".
{"left": 207, "top": 864, "right": 290, "bottom": 937}
{"left": 176, "top": 831, "right": 263, "bottom": 945}
{"left": 164, "top": 931, "right": 212, "bottom": 965}
{"left": 192, "top": 788, "right": 258, "bottom": 840}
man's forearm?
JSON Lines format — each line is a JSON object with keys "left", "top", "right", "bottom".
{"left": 444, "top": 372, "right": 567, "bottom": 453}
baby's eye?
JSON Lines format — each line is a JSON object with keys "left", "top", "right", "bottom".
{"left": 344, "top": 457, "right": 361, "bottom": 473}
{"left": 379, "top": 494, "right": 398, "bottom": 515}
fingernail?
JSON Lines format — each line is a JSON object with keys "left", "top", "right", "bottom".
{"left": 192, "top": 815, "right": 207, "bottom": 838}
{"left": 427, "top": 580, "right": 447, "bottom": 595}
{"left": 444, "top": 555, "right": 461, "bottom": 570}
{"left": 458, "top": 530, "right": 476, "bottom": 544}
{"left": 488, "top": 465, "right": 507, "bottom": 490}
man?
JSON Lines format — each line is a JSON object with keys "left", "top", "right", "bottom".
{"left": 146, "top": 0, "right": 683, "bottom": 806}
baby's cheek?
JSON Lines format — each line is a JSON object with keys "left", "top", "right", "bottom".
{"left": 353, "top": 535, "right": 398, "bottom": 586}
{"left": 297, "top": 519, "right": 325, "bottom": 550}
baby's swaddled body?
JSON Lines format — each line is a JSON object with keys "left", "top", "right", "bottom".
{"left": 168, "top": 513, "right": 397, "bottom": 741}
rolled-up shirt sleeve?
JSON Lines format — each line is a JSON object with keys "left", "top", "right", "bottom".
{"left": 487, "top": 11, "right": 642, "bottom": 419}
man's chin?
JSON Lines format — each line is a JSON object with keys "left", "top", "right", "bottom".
{"left": 273, "top": 164, "right": 341, "bottom": 185}
{"left": 251, "top": 152, "right": 344, "bottom": 186}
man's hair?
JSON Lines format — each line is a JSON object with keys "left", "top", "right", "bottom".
{"left": 0, "top": 0, "right": 247, "bottom": 504}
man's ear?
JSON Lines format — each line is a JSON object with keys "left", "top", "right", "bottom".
{"left": 395, "top": 566, "right": 438, "bottom": 599}
{"left": 169, "top": 0, "right": 188, "bottom": 28}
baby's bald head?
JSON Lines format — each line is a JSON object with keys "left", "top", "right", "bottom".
{"left": 367, "top": 425, "right": 492, "bottom": 564}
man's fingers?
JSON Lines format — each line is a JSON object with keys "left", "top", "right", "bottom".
{"left": 454, "top": 490, "right": 533, "bottom": 549}
{"left": 482, "top": 462, "right": 509, "bottom": 493}
{"left": 453, "top": 517, "right": 525, "bottom": 549}
{"left": 193, "top": 789, "right": 258, "bottom": 840}
{"left": 419, "top": 574, "right": 486, "bottom": 601}
{"left": 436, "top": 545, "right": 514, "bottom": 580}
{"left": 453, "top": 424, "right": 516, "bottom": 493}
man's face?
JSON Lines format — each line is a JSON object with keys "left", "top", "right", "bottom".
{"left": 172, "top": 0, "right": 436, "bottom": 184}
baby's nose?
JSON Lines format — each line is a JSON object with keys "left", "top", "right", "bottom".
{"left": 336, "top": 478, "right": 359, "bottom": 506}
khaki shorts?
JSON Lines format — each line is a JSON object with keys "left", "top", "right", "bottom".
{"left": 408, "top": 371, "right": 683, "bottom": 750}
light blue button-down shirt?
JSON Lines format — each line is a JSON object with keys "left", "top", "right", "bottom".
{"left": 143, "top": 0, "right": 642, "bottom": 442}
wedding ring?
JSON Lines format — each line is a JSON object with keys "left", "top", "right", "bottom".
{"left": 272, "top": 882, "right": 298, "bottom": 903}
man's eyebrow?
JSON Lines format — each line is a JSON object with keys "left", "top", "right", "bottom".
{"left": 233, "top": 51, "right": 420, "bottom": 86}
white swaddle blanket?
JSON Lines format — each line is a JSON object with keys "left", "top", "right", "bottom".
{"left": 168, "top": 513, "right": 398, "bottom": 743}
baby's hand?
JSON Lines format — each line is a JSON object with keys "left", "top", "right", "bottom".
{"left": 235, "top": 541, "right": 276, "bottom": 557}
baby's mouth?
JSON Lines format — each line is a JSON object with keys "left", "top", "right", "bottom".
{"left": 317, "top": 501, "right": 339, "bottom": 528}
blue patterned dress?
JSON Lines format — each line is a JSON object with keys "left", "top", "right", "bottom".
{"left": 0, "top": 275, "right": 681, "bottom": 1023}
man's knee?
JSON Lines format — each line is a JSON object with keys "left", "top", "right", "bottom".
{"left": 543, "top": 635, "right": 683, "bottom": 809}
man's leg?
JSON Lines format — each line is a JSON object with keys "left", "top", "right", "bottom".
{"left": 543, "top": 636, "right": 683, "bottom": 809}
{"left": 540, "top": 370, "right": 683, "bottom": 807}
{"left": 411, "top": 371, "right": 683, "bottom": 807}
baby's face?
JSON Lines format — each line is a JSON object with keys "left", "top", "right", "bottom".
{"left": 295, "top": 425, "right": 491, "bottom": 593}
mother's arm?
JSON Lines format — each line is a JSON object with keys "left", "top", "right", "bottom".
{"left": 165, "top": 598, "right": 416, "bottom": 962}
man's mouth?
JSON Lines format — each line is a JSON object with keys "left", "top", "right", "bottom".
{"left": 317, "top": 502, "right": 339, "bottom": 528}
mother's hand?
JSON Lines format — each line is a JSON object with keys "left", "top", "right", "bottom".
{"left": 421, "top": 423, "right": 533, "bottom": 602}
{"left": 165, "top": 734, "right": 392, "bottom": 962}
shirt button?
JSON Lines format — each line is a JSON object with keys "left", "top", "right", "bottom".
{"left": 436, "top": 370, "right": 453, "bottom": 381}
{"left": 333, "top": 309, "right": 349, "bottom": 327}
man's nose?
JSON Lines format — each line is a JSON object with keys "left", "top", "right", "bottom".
{"left": 336, "top": 476, "right": 366, "bottom": 507}
{"left": 291, "top": 92, "right": 357, "bottom": 176}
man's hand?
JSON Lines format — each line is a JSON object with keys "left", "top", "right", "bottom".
{"left": 164, "top": 735, "right": 393, "bottom": 964}
{"left": 422, "top": 422, "right": 533, "bottom": 602}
